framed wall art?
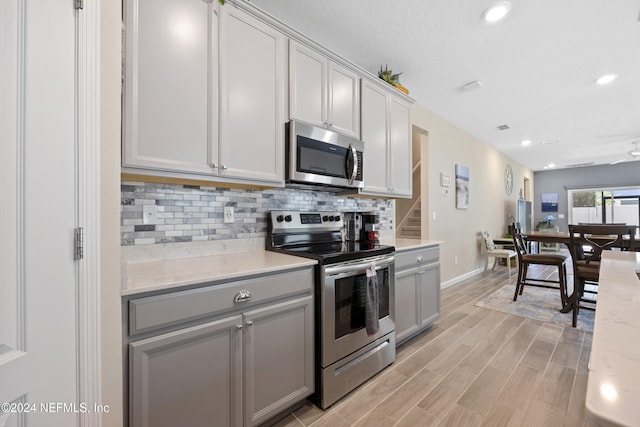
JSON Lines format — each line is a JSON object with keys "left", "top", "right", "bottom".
{"left": 455, "top": 164, "right": 469, "bottom": 209}
{"left": 541, "top": 192, "right": 559, "bottom": 212}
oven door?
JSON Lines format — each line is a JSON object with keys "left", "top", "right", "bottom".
{"left": 320, "top": 255, "right": 395, "bottom": 368}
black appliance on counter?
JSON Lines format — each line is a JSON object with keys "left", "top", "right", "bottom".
{"left": 266, "top": 210, "right": 396, "bottom": 409}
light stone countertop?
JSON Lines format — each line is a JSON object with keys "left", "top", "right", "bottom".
{"left": 383, "top": 237, "right": 442, "bottom": 252}
{"left": 121, "top": 237, "right": 442, "bottom": 296}
{"left": 585, "top": 250, "right": 640, "bottom": 427}
{"left": 121, "top": 240, "right": 316, "bottom": 296}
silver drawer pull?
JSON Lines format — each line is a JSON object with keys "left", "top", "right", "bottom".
{"left": 417, "top": 256, "right": 424, "bottom": 263}
{"left": 234, "top": 290, "right": 251, "bottom": 303}
{"left": 246, "top": 320, "right": 254, "bottom": 326}
{"left": 236, "top": 324, "right": 243, "bottom": 330}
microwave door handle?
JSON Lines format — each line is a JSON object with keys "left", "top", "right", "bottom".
{"left": 347, "top": 145, "right": 357, "bottom": 183}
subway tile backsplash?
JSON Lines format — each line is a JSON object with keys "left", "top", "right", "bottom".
{"left": 121, "top": 181, "right": 394, "bottom": 246}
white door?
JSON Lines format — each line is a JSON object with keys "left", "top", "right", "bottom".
{"left": 1, "top": 0, "right": 79, "bottom": 426}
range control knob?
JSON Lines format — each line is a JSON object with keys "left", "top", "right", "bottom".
{"left": 276, "top": 215, "right": 284, "bottom": 222}
{"left": 285, "top": 215, "right": 292, "bottom": 222}
{"left": 334, "top": 215, "right": 341, "bottom": 222}
{"left": 322, "top": 215, "right": 329, "bottom": 222}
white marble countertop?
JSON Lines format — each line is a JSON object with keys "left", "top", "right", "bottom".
{"left": 585, "top": 250, "right": 640, "bottom": 427}
{"left": 122, "top": 248, "right": 316, "bottom": 296}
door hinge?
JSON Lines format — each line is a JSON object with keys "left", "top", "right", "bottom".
{"left": 75, "top": 0, "right": 83, "bottom": 10}
{"left": 74, "top": 227, "right": 84, "bottom": 260}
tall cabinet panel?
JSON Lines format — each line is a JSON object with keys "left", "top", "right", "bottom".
{"left": 389, "top": 97, "right": 412, "bottom": 197}
{"left": 123, "top": 0, "right": 216, "bottom": 174}
{"left": 361, "top": 81, "right": 389, "bottom": 194}
{"left": 361, "top": 78, "right": 412, "bottom": 198}
{"left": 219, "top": 5, "right": 285, "bottom": 183}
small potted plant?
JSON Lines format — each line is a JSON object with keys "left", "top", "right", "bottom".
{"left": 378, "top": 65, "right": 409, "bottom": 94}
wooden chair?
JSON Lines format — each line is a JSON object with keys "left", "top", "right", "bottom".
{"left": 509, "top": 224, "right": 570, "bottom": 311}
{"left": 481, "top": 231, "right": 517, "bottom": 278}
{"left": 567, "top": 224, "right": 636, "bottom": 327}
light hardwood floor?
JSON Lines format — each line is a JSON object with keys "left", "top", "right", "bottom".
{"left": 271, "top": 264, "right": 596, "bottom": 427}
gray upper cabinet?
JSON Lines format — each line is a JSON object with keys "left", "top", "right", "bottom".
{"left": 123, "top": 0, "right": 214, "bottom": 175}
{"left": 289, "top": 41, "right": 360, "bottom": 138}
{"left": 219, "top": 5, "right": 286, "bottom": 183}
{"left": 361, "top": 78, "right": 412, "bottom": 198}
{"left": 123, "top": 0, "right": 285, "bottom": 186}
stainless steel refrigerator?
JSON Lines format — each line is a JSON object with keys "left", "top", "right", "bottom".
{"left": 517, "top": 199, "right": 532, "bottom": 233}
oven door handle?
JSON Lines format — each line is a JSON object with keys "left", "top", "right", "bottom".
{"left": 324, "top": 256, "right": 394, "bottom": 276}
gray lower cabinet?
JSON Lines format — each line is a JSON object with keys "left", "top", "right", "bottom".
{"left": 129, "top": 316, "right": 243, "bottom": 427}
{"left": 394, "top": 246, "right": 441, "bottom": 344}
{"left": 126, "top": 267, "right": 314, "bottom": 427}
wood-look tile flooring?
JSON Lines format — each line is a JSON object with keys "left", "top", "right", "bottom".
{"left": 272, "top": 265, "right": 596, "bottom": 427}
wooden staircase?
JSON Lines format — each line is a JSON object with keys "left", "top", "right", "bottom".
{"left": 398, "top": 203, "right": 421, "bottom": 238}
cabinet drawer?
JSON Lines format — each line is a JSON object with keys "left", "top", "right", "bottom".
{"left": 129, "top": 268, "right": 313, "bottom": 336}
{"left": 395, "top": 246, "right": 440, "bottom": 270}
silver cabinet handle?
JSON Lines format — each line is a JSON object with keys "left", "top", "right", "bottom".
{"left": 246, "top": 320, "right": 254, "bottom": 326}
{"left": 417, "top": 256, "right": 424, "bottom": 263}
{"left": 234, "top": 290, "right": 251, "bottom": 303}
{"left": 210, "top": 163, "right": 218, "bottom": 169}
{"left": 221, "top": 164, "right": 228, "bottom": 170}
{"left": 236, "top": 324, "right": 243, "bottom": 330}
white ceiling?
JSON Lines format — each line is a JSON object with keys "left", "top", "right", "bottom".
{"left": 250, "top": 0, "right": 640, "bottom": 171}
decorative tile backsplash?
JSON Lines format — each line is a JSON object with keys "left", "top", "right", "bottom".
{"left": 121, "top": 181, "right": 394, "bottom": 246}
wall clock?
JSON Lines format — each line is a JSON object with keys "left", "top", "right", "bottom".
{"left": 504, "top": 164, "right": 513, "bottom": 196}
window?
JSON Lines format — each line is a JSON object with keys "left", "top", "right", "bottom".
{"left": 567, "top": 186, "right": 640, "bottom": 237}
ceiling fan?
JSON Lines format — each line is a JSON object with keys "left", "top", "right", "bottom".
{"left": 610, "top": 141, "right": 640, "bottom": 165}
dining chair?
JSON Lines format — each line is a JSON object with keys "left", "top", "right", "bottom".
{"left": 567, "top": 224, "right": 636, "bottom": 327}
{"left": 481, "top": 231, "right": 517, "bottom": 278}
{"left": 509, "top": 224, "right": 571, "bottom": 311}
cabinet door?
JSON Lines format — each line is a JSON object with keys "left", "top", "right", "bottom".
{"left": 328, "top": 61, "right": 360, "bottom": 137}
{"left": 289, "top": 41, "right": 327, "bottom": 127}
{"left": 419, "top": 263, "right": 441, "bottom": 328}
{"left": 361, "top": 81, "right": 389, "bottom": 194}
{"left": 123, "top": 0, "right": 216, "bottom": 174}
{"left": 243, "top": 296, "right": 314, "bottom": 427}
{"left": 129, "top": 316, "right": 242, "bottom": 427}
{"left": 219, "top": 5, "right": 285, "bottom": 184}
{"left": 394, "top": 267, "right": 420, "bottom": 344}
{"left": 388, "top": 96, "right": 412, "bottom": 197}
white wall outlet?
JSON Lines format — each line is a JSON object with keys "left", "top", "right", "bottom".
{"left": 432, "top": 211, "right": 437, "bottom": 221}
{"left": 224, "top": 206, "right": 234, "bottom": 223}
{"left": 454, "top": 255, "right": 458, "bottom": 264}
{"left": 143, "top": 204, "right": 157, "bottom": 225}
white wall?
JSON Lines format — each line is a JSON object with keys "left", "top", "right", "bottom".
{"left": 411, "top": 104, "right": 533, "bottom": 284}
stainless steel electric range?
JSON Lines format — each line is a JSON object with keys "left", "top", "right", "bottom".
{"left": 266, "top": 210, "right": 396, "bottom": 409}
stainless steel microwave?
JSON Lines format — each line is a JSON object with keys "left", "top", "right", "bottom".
{"left": 286, "top": 120, "right": 364, "bottom": 189}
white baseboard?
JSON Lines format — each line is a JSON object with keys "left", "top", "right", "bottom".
{"left": 441, "top": 268, "right": 484, "bottom": 290}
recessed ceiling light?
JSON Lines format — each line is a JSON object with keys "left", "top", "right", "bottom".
{"left": 483, "top": 1, "right": 512, "bottom": 23}
{"left": 521, "top": 139, "right": 532, "bottom": 146}
{"left": 548, "top": 163, "right": 556, "bottom": 168}
{"left": 596, "top": 74, "right": 618, "bottom": 85}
